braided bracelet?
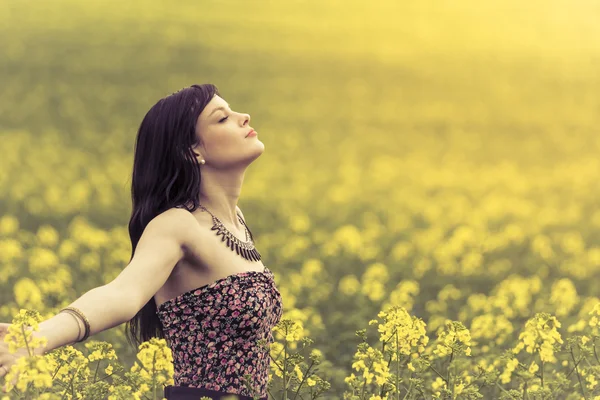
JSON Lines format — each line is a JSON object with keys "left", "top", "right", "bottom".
{"left": 61, "top": 311, "right": 82, "bottom": 342}
{"left": 60, "top": 309, "right": 87, "bottom": 342}
{"left": 59, "top": 307, "right": 91, "bottom": 343}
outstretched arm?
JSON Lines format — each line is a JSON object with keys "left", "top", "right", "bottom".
{"left": 4, "top": 208, "right": 195, "bottom": 357}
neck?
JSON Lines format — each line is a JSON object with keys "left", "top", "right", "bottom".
{"left": 196, "top": 166, "right": 245, "bottom": 229}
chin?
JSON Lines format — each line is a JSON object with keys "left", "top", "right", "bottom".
{"left": 252, "top": 139, "right": 265, "bottom": 152}
{"left": 249, "top": 143, "right": 265, "bottom": 161}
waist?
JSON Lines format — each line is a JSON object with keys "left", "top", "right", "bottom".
{"left": 164, "top": 384, "right": 268, "bottom": 400}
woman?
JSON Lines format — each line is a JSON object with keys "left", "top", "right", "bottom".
{"left": 0, "top": 84, "right": 283, "bottom": 400}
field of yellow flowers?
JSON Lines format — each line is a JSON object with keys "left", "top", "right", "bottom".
{"left": 1, "top": 0, "right": 600, "bottom": 398}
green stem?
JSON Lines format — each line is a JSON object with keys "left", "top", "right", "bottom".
{"left": 396, "top": 332, "right": 400, "bottom": 400}
{"left": 570, "top": 348, "right": 587, "bottom": 400}
{"left": 268, "top": 353, "right": 285, "bottom": 373}
{"left": 39, "top": 359, "right": 68, "bottom": 395}
{"left": 565, "top": 355, "right": 585, "bottom": 379}
{"left": 360, "top": 362, "right": 369, "bottom": 400}
{"left": 60, "top": 365, "right": 80, "bottom": 400}
{"left": 291, "top": 359, "right": 315, "bottom": 400}
{"left": 428, "top": 364, "right": 448, "bottom": 385}
{"left": 93, "top": 361, "right": 100, "bottom": 382}
{"left": 382, "top": 327, "right": 399, "bottom": 346}
{"left": 380, "top": 351, "right": 394, "bottom": 397}
{"left": 448, "top": 350, "right": 454, "bottom": 398}
{"left": 401, "top": 379, "right": 413, "bottom": 400}
{"left": 495, "top": 380, "right": 511, "bottom": 395}
{"left": 91, "top": 372, "right": 115, "bottom": 383}
{"left": 152, "top": 350, "right": 157, "bottom": 400}
{"left": 283, "top": 334, "right": 288, "bottom": 400}
{"left": 20, "top": 325, "right": 32, "bottom": 357}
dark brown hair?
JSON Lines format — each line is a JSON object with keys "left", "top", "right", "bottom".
{"left": 124, "top": 83, "right": 248, "bottom": 348}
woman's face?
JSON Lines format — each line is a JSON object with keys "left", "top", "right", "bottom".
{"left": 194, "top": 95, "right": 264, "bottom": 168}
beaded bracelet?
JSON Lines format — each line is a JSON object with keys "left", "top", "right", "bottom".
{"left": 59, "top": 306, "right": 91, "bottom": 343}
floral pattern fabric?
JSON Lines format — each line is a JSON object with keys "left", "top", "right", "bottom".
{"left": 156, "top": 266, "right": 283, "bottom": 398}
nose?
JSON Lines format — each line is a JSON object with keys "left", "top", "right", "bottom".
{"left": 241, "top": 112, "right": 250, "bottom": 125}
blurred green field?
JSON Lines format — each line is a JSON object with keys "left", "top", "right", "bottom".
{"left": 1, "top": 0, "right": 600, "bottom": 398}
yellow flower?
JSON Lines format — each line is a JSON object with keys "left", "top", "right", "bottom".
{"left": 2, "top": 355, "right": 54, "bottom": 393}
{"left": 361, "top": 263, "right": 390, "bottom": 302}
{"left": 310, "top": 348, "right": 323, "bottom": 359}
{"left": 274, "top": 319, "right": 304, "bottom": 342}
{"left": 294, "top": 364, "right": 303, "bottom": 381}
{"left": 500, "top": 358, "right": 519, "bottom": 384}
{"left": 376, "top": 305, "right": 429, "bottom": 359}
{"left": 4, "top": 309, "right": 48, "bottom": 355}
{"left": 28, "top": 247, "right": 60, "bottom": 274}
{"left": 587, "top": 373, "right": 598, "bottom": 390}
{"left": 344, "top": 372, "right": 358, "bottom": 384}
{"left": 549, "top": 278, "right": 579, "bottom": 317}
{"left": 0, "top": 215, "right": 19, "bottom": 234}
{"left": 349, "top": 345, "right": 389, "bottom": 387}
{"left": 432, "top": 377, "right": 446, "bottom": 391}
{"left": 513, "top": 313, "right": 563, "bottom": 363}
{"left": 582, "top": 335, "right": 590, "bottom": 345}
{"left": 130, "top": 338, "right": 174, "bottom": 389}
{"left": 85, "top": 340, "right": 118, "bottom": 363}
{"left": 339, "top": 274, "right": 361, "bottom": 296}
{"left": 433, "top": 321, "right": 471, "bottom": 358}
{"left": 528, "top": 361, "right": 539, "bottom": 374}
{"left": 13, "top": 278, "right": 43, "bottom": 309}
{"left": 36, "top": 225, "right": 60, "bottom": 247}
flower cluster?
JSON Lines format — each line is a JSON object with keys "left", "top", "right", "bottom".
{"left": 432, "top": 321, "right": 472, "bottom": 358}
{"left": 373, "top": 305, "right": 428, "bottom": 361}
{"left": 129, "top": 337, "right": 174, "bottom": 397}
{"left": 512, "top": 312, "right": 564, "bottom": 363}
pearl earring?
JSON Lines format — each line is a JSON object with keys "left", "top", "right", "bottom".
{"left": 200, "top": 159, "right": 205, "bottom": 164}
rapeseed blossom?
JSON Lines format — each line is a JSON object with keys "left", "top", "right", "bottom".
{"left": 433, "top": 321, "right": 472, "bottom": 358}
{"left": 512, "top": 313, "right": 563, "bottom": 363}
{"left": 373, "top": 305, "right": 428, "bottom": 359}
{"left": 130, "top": 338, "right": 174, "bottom": 387}
{"left": 3, "top": 2, "right": 600, "bottom": 398}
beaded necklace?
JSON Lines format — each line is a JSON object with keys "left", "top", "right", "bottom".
{"left": 198, "top": 204, "right": 262, "bottom": 262}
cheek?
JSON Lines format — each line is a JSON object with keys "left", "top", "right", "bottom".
{"left": 211, "top": 133, "right": 243, "bottom": 154}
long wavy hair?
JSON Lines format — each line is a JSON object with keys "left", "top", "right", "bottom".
{"left": 124, "top": 83, "right": 254, "bottom": 348}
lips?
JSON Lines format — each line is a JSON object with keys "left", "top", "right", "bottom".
{"left": 245, "top": 129, "right": 256, "bottom": 138}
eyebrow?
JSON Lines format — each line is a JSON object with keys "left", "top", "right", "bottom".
{"left": 208, "top": 103, "right": 231, "bottom": 118}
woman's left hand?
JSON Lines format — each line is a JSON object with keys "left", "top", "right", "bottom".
{"left": 0, "top": 323, "right": 33, "bottom": 393}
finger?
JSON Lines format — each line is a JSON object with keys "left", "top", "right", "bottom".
{"left": 0, "top": 365, "right": 17, "bottom": 393}
{"left": 0, "top": 323, "right": 9, "bottom": 340}
{"left": 1, "top": 377, "right": 10, "bottom": 394}
{"left": 10, "top": 373, "right": 18, "bottom": 391}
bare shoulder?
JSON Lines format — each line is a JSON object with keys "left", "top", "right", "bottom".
{"left": 148, "top": 207, "right": 203, "bottom": 245}
{"left": 148, "top": 205, "right": 246, "bottom": 248}
{"left": 150, "top": 206, "right": 196, "bottom": 228}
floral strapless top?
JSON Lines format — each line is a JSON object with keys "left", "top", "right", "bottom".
{"left": 156, "top": 266, "right": 283, "bottom": 398}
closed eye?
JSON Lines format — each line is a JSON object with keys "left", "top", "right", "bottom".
{"left": 219, "top": 116, "right": 229, "bottom": 123}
